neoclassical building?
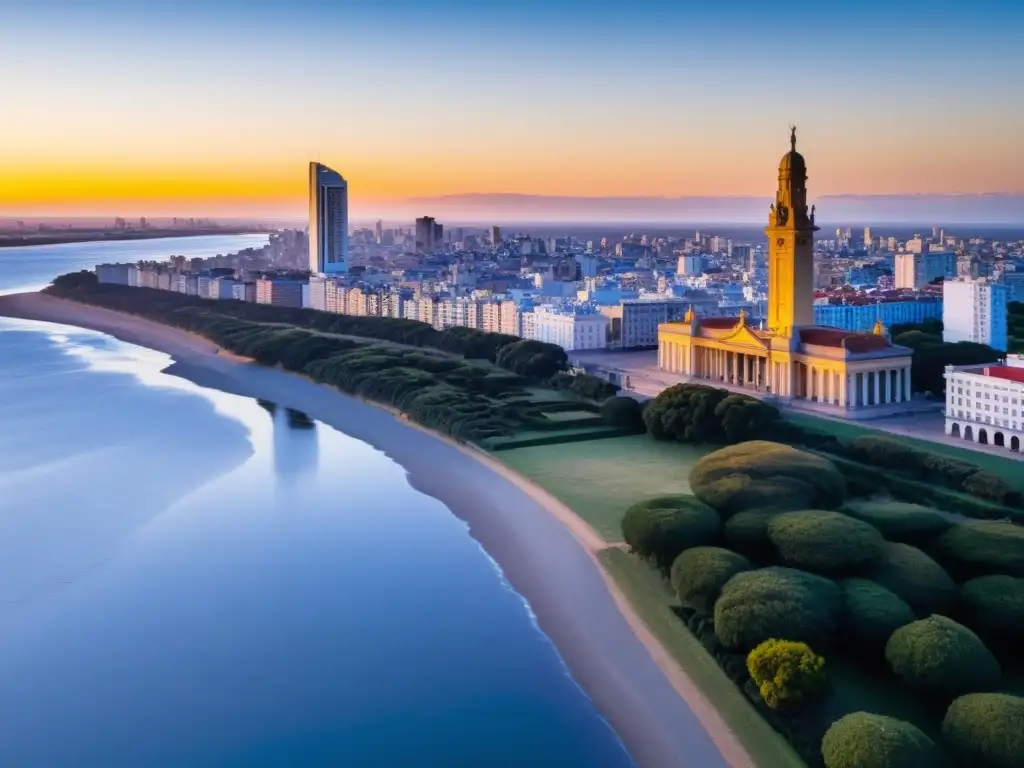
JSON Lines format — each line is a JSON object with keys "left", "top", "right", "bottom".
{"left": 658, "top": 129, "right": 914, "bottom": 411}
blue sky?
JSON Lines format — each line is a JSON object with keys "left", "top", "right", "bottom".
{"left": 2, "top": 0, "right": 1023, "bottom": 217}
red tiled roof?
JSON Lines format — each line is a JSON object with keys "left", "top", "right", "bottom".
{"left": 983, "top": 366, "right": 1024, "bottom": 384}
{"left": 799, "top": 327, "right": 893, "bottom": 353}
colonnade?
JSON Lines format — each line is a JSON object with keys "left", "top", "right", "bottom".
{"left": 659, "top": 341, "right": 913, "bottom": 408}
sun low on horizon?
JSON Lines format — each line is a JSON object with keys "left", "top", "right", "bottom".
{"left": 3, "top": 0, "right": 1024, "bottom": 219}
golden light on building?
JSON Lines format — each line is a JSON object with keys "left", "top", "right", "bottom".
{"left": 657, "top": 128, "right": 914, "bottom": 411}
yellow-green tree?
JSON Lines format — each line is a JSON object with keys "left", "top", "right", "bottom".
{"left": 746, "top": 639, "right": 827, "bottom": 710}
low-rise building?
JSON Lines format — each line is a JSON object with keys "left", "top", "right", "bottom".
{"left": 945, "top": 354, "right": 1024, "bottom": 451}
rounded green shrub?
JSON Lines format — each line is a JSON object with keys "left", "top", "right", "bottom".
{"left": 766, "top": 510, "right": 884, "bottom": 576}
{"left": 600, "top": 396, "right": 645, "bottom": 432}
{"left": 959, "top": 575, "right": 1024, "bottom": 653}
{"left": 821, "top": 712, "right": 948, "bottom": 768}
{"left": 714, "top": 567, "right": 842, "bottom": 651}
{"left": 670, "top": 546, "right": 752, "bottom": 615}
{"left": 868, "top": 542, "right": 956, "bottom": 616}
{"left": 723, "top": 508, "right": 781, "bottom": 561}
{"left": 942, "top": 693, "right": 1024, "bottom": 768}
{"left": 621, "top": 495, "right": 720, "bottom": 570}
{"left": 840, "top": 500, "right": 953, "bottom": 544}
{"left": 840, "top": 578, "right": 916, "bottom": 652}
{"left": 885, "top": 615, "right": 1001, "bottom": 699}
{"left": 931, "top": 523, "right": 1024, "bottom": 579}
{"left": 688, "top": 441, "right": 847, "bottom": 517}
{"left": 746, "top": 639, "right": 827, "bottom": 711}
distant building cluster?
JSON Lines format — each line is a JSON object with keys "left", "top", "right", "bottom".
{"left": 93, "top": 150, "right": 1024, "bottom": 367}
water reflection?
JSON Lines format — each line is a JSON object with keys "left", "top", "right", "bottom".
{"left": 0, "top": 319, "right": 632, "bottom": 767}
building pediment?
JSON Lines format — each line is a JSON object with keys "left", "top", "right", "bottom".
{"left": 718, "top": 322, "right": 769, "bottom": 349}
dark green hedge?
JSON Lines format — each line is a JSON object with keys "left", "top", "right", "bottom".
{"left": 930, "top": 523, "right": 1024, "bottom": 580}
{"left": 713, "top": 566, "right": 843, "bottom": 651}
{"left": 841, "top": 436, "right": 1022, "bottom": 509}
{"left": 821, "top": 712, "right": 949, "bottom": 768}
{"left": 669, "top": 546, "right": 751, "bottom": 615}
{"left": 958, "top": 575, "right": 1024, "bottom": 654}
{"left": 839, "top": 500, "right": 953, "bottom": 544}
{"left": 885, "top": 615, "right": 1002, "bottom": 699}
{"left": 643, "top": 383, "right": 780, "bottom": 444}
{"left": 46, "top": 276, "right": 569, "bottom": 381}
{"left": 689, "top": 441, "right": 847, "bottom": 518}
{"left": 766, "top": 510, "right": 885, "bottom": 576}
{"left": 821, "top": 453, "right": 1022, "bottom": 523}
{"left": 839, "top": 578, "right": 916, "bottom": 654}
{"left": 942, "top": 693, "right": 1024, "bottom": 768}
{"left": 620, "top": 496, "right": 721, "bottom": 571}
{"left": 867, "top": 542, "right": 957, "bottom": 616}
{"left": 599, "top": 396, "right": 646, "bottom": 432}
{"left": 723, "top": 508, "right": 782, "bottom": 562}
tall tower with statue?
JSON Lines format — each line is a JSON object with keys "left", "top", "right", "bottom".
{"left": 766, "top": 126, "right": 818, "bottom": 337}
{"left": 656, "top": 127, "right": 915, "bottom": 416}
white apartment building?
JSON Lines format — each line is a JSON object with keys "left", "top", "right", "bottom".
{"left": 943, "top": 277, "right": 1008, "bottom": 352}
{"left": 945, "top": 355, "right": 1024, "bottom": 451}
{"left": 531, "top": 306, "right": 609, "bottom": 351}
{"left": 96, "top": 263, "right": 138, "bottom": 286}
{"left": 895, "top": 251, "right": 956, "bottom": 289}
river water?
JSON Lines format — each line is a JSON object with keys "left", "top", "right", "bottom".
{"left": 0, "top": 237, "right": 632, "bottom": 766}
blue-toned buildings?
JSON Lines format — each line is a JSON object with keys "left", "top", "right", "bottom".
{"left": 814, "top": 298, "right": 942, "bottom": 333}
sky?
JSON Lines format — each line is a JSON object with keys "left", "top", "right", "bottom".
{"left": 3, "top": 0, "right": 1024, "bottom": 221}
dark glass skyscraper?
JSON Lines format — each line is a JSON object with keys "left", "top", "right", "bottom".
{"left": 308, "top": 162, "right": 348, "bottom": 274}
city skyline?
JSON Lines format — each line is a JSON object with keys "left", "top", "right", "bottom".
{"left": 4, "top": 0, "right": 1024, "bottom": 218}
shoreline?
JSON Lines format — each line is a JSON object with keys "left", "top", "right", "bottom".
{"left": 0, "top": 292, "right": 752, "bottom": 768}
{"left": 0, "top": 229, "right": 271, "bottom": 249}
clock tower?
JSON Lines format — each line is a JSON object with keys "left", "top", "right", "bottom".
{"left": 766, "top": 127, "right": 818, "bottom": 338}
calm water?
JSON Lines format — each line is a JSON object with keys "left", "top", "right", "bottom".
{"left": 0, "top": 241, "right": 633, "bottom": 766}
{"left": 0, "top": 233, "right": 271, "bottom": 294}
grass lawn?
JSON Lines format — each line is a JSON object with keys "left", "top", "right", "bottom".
{"left": 495, "top": 434, "right": 711, "bottom": 541}
{"left": 786, "top": 412, "right": 1024, "bottom": 489}
{"left": 598, "top": 548, "right": 805, "bottom": 768}
{"left": 480, "top": 426, "right": 628, "bottom": 451}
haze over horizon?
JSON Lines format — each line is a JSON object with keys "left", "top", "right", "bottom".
{"left": 3, "top": 0, "right": 1023, "bottom": 220}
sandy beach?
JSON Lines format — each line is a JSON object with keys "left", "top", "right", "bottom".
{"left": 0, "top": 292, "right": 752, "bottom": 768}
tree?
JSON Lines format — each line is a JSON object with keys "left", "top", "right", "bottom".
{"left": 746, "top": 639, "right": 827, "bottom": 710}
{"left": 822, "top": 713, "right": 949, "bottom": 768}
{"left": 670, "top": 546, "right": 751, "bottom": 615}
{"left": 942, "top": 693, "right": 1024, "bottom": 768}
{"left": 885, "top": 615, "right": 1002, "bottom": 699}
{"left": 620, "top": 496, "right": 721, "bottom": 571}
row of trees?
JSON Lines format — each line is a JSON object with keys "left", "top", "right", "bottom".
{"left": 639, "top": 382, "right": 1022, "bottom": 519}
{"left": 620, "top": 442, "right": 1023, "bottom": 768}
{"left": 889, "top": 318, "right": 1002, "bottom": 396}
{"left": 48, "top": 273, "right": 570, "bottom": 381}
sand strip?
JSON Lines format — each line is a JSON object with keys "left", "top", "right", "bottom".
{"left": 0, "top": 292, "right": 754, "bottom": 768}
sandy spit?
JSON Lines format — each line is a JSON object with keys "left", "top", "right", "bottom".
{"left": 0, "top": 292, "right": 754, "bottom": 768}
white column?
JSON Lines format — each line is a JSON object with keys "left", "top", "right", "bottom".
{"left": 904, "top": 366, "right": 912, "bottom": 401}
{"left": 839, "top": 373, "right": 847, "bottom": 407}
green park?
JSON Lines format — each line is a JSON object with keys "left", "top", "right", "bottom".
{"left": 49, "top": 272, "right": 1024, "bottom": 768}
